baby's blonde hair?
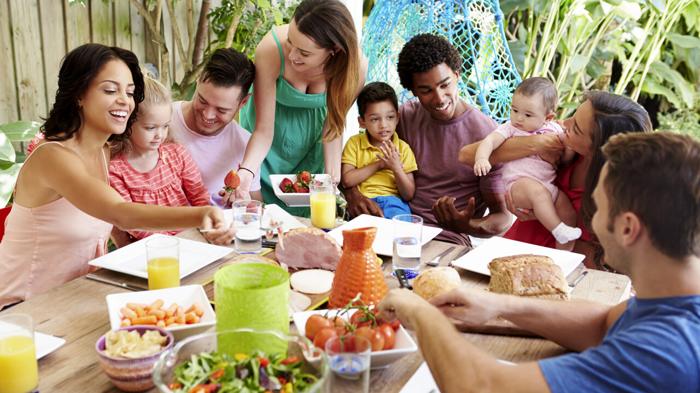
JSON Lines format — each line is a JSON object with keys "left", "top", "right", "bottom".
{"left": 111, "top": 75, "right": 173, "bottom": 156}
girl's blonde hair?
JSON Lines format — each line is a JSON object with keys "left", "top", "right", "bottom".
{"left": 111, "top": 75, "right": 173, "bottom": 156}
{"left": 293, "top": 0, "right": 360, "bottom": 142}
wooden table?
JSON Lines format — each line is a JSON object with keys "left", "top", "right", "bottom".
{"left": 3, "top": 227, "right": 631, "bottom": 393}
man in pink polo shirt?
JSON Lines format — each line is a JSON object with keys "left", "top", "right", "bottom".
{"left": 346, "top": 34, "right": 510, "bottom": 246}
{"left": 170, "top": 48, "right": 262, "bottom": 208}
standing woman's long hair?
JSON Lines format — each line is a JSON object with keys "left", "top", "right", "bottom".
{"left": 293, "top": 0, "right": 360, "bottom": 142}
{"left": 41, "top": 43, "right": 145, "bottom": 142}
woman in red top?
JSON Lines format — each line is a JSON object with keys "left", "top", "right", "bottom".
{"left": 459, "top": 92, "right": 651, "bottom": 267}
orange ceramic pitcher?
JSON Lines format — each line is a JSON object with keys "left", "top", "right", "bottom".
{"left": 328, "top": 227, "right": 388, "bottom": 308}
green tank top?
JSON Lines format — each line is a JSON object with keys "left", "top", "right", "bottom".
{"left": 240, "top": 29, "right": 327, "bottom": 216}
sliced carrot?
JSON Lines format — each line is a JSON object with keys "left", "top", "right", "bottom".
{"left": 149, "top": 299, "right": 164, "bottom": 311}
{"left": 131, "top": 315, "right": 158, "bottom": 325}
{"left": 164, "top": 317, "right": 176, "bottom": 326}
{"left": 185, "top": 312, "right": 197, "bottom": 324}
{"left": 148, "top": 309, "right": 166, "bottom": 320}
{"left": 165, "top": 303, "right": 178, "bottom": 317}
{"left": 156, "top": 320, "right": 166, "bottom": 328}
{"left": 120, "top": 307, "right": 137, "bottom": 319}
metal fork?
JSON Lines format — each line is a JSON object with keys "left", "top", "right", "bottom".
{"left": 426, "top": 246, "right": 456, "bottom": 267}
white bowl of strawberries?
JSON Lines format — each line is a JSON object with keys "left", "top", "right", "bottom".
{"left": 292, "top": 306, "right": 418, "bottom": 369}
{"left": 270, "top": 172, "right": 330, "bottom": 207}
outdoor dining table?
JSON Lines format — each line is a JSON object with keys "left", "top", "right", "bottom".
{"left": 1, "top": 221, "right": 631, "bottom": 393}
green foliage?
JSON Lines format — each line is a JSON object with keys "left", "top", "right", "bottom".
{"left": 209, "top": 0, "right": 299, "bottom": 58}
{"left": 0, "top": 121, "right": 40, "bottom": 207}
{"left": 501, "top": 0, "right": 699, "bottom": 118}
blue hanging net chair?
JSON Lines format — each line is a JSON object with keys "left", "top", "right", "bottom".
{"left": 362, "top": 0, "right": 521, "bottom": 124}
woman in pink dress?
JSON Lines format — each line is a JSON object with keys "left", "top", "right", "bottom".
{"left": 459, "top": 92, "right": 651, "bottom": 268}
{"left": 0, "top": 44, "right": 230, "bottom": 309}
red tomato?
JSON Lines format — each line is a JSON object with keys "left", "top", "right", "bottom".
{"left": 305, "top": 315, "right": 333, "bottom": 340}
{"left": 390, "top": 319, "right": 401, "bottom": 331}
{"left": 378, "top": 323, "right": 396, "bottom": 350}
{"left": 350, "top": 309, "right": 375, "bottom": 328}
{"left": 355, "top": 326, "right": 384, "bottom": 351}
{"left": 326, "top": 334, "right": 356, "bottom": 352}
{"left": 313, "top": 327, "right": 338, "bottom": 350}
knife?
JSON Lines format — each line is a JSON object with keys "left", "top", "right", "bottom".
{"left": 448, "top": 247, "right": 470, "bottom": 266}
{"left": 85, "top": 274, "right": 146, "bottom": 291}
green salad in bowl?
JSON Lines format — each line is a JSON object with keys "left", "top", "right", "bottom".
{"left": 153, "top": 329, "right": 328, "bottom": 393}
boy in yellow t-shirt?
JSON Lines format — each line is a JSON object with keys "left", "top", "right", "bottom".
{"left": 341, "top": 82, "right": 418, "bottom": 219}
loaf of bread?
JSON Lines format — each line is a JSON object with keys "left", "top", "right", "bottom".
{"left": 413, "top": 267, "right": 462, "bottom": 300}
{"left": 488, "top": 254, "right": 569, "bottom": 300}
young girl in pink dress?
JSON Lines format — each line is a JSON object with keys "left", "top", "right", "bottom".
{"left": 474, "top": 77, "right": 580, "bottom": 249}
{"left": 109, "top": 77, "right": 211, "bottom": 246}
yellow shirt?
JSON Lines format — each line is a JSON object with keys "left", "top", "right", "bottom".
{"left": 341, "top": 132, "right": 418, "bottom": 198}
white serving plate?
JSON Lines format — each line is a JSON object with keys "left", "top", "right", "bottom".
{"left": 106, "top": 285, "right": 216, "bottom": 340}
{"left": 293, "top": 309, "right": 418, "bottom": 369}
{"left": 269, "top": 174, "right": 331, "bottom": 207}
{"left": 327, "top": 214, "right": 442, "bottom": 256}
{"left": 35, "top": 332, "right": 66, "bottom": 360}
{"left": 88, "top": 234, "right": 232, "bottom": 279}
{"left": 451, "top": 236, "right": 584, "bottom": 277}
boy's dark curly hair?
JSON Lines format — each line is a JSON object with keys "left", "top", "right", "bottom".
{"left": 397, "top": 33, "right": 461, "bottom": 91}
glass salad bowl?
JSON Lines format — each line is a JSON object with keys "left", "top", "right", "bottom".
{"left": 153, "top": 328, "right": 329, "bottom": 392}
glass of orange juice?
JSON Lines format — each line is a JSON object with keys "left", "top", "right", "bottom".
{"left": 0, "top": 314, "right": 38, "bottom": 393}
{"left": 310, "top": 177, "right": 336, "bottom": 229}
{"left": 146, "top": 236, "right": 180, "bottom": 290}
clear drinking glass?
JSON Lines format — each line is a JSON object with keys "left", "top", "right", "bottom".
{"left": 233, "top": 200, "right": 263, "bottom": 253}
{"left": 146, "top": 236, "right": 180, "bottom": 290}
{"left": 325, "top": 335, "right": 371, "bottom": 393}
{"left": 0, "top": 314, "right": 38, "bottom": 393}
{"left": 392, "top": 214, "right": 423, "bottom": 279}
{"left": 310, "top": 177, "right": 337, "bottom": 230}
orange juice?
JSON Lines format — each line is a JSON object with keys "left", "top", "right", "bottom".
{"left": 147, "top": 257, "right": 180, "bottom": 289}
{"left": 310, "top": 192, "right": 336, "bottom": 229}
{"left": 0, "top": 335, "right": 38, "bottom": 393}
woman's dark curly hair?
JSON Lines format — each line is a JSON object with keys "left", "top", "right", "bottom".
{"left": 397, "top": 33, "right": 462, "bottom": 91}
{"left": 41, "top": 43, "right": 145, "bottom": 142}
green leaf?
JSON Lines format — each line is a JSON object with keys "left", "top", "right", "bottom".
{"left": 0, "top": 121, "right": 41, "bottom": 142}
{"left": 667, "top": 33, "right": 700, "bottom": 49}
{"left": 0, "top": 163, "right": 20, "bottom": 208}
{"left": 649, "top": 61, "right": 696, "bottom": 108}
{"left": 643, "top": 77, "right": 682, "bottom": 109}
{"left": 0, "top": 132, "right": 16, "bottom": 164}
{"left": 570, "top": 54, "right": 589, "bottom": 73}
{"left": 507, "top": 40, "right": 527, "bottom": 76}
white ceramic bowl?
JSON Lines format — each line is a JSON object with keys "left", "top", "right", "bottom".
{"left": 106, "top": 285, "right": 215, "bottom": 341}
{"left": 292, "top": 309, "right": 418, "bottom": 369}
{"left": 269, "top": 174, "right": 331, "bottom": 207}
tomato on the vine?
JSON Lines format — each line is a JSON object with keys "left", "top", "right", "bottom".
{"left": 305, "top": 315, "right": 333, "bottom": 340}
{"left": 355, "top": 326, "right": 385, "bottom": 351}
{"left": 377, "top": 323, "right": 395, "bottom": 350}
{"left": 313, "top": 327, "right": 338, "bottom": 350}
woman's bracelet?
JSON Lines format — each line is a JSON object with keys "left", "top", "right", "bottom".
{"left": 238, "top": 165, "right": 255, "bottom": 177}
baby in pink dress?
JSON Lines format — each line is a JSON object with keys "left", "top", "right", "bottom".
{"left": 109, "top": 76, "right": 210, "bottom": 246}
{"left": 474, "top": 77, "right": 580, "bottom": 248}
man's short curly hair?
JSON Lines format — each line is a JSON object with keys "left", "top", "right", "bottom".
{"left": 397, "top": 33, "right": 461, "bottom": 91}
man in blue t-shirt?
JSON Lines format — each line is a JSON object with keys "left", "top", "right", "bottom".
{"left": 377, "top": 132, "right": 700, "bottom": 393}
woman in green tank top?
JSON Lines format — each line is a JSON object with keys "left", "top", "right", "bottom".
{"left": 238, "top": 0, "right": 367, "bottom": 216}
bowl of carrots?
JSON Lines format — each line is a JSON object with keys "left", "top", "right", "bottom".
{"left": 105, "top": 285, "right": 216, "bottom": 340}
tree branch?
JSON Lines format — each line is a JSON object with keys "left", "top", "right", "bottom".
{"left": 128, "top": 0, "right": 166, "bottom": 47}
{"left": 192, "top": 0, "right": 210, "bottom": 66}
{"left": 165, "top": 0, "right": 191, "bottom": 72}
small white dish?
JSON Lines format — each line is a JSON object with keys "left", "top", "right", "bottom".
{"left": 106, "top": 285, "right": 216, "bottom": 340}
{"left": 327, "top": 214, "right": 443, "bottom": 256}
{"left": 35, "top": 332, "right": 66, "bottom": 360}
{"left": 293, "top": 309, "right": 418, "bottom": 369}
{"left": 451, "top": 236, "right": 584, "bottom": 277}
{"left": 88, "top": 234, "right": 232, "bottom": 279}
{"left": 261, "top": 204, "right": 307, "bottom": 233}
{"left": 269, "top": 174, "right": 331, "bottom": 207}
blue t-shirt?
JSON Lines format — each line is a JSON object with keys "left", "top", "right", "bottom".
{"left": 539, "top": 296, "right": 700, "bottom": 393}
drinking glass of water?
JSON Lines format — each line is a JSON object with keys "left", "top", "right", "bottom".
{"left": 232, "top": 200, "right": 263, "bottom": 253}
{"left": 392, "top": 214, "right": 423, "bottom": 279}
{"left": 325, "top": 335, "right": 371, "bottom": 393}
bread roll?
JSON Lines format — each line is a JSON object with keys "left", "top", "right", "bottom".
{"left": 413, "top": 267, "right": 462, "bottom": 300}
{"left": 488, "top": 254, "right": 569, "bottom": 300}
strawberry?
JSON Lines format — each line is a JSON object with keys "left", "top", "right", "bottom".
{"left": 297, "top": 170, "right": 312, "bottom": 186}
{"left": 279, "top": 177, "right": 295, "bottom": 193}
{"left": 223, "top": 170, "right": 240, "bottom": 192}
{"left": 292, "top": 182, "right": 305, "bottom": 193}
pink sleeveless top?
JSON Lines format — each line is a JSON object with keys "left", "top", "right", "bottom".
{"left": 0, "top": 142, "right": 113, "bottom": 309}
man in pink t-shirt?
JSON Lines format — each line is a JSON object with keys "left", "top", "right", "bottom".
{"left": 346, "top": 34, "right": 510, "bottom": 246}
{"left": 169, "top": 48, "right": 262, "bottom": 207}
